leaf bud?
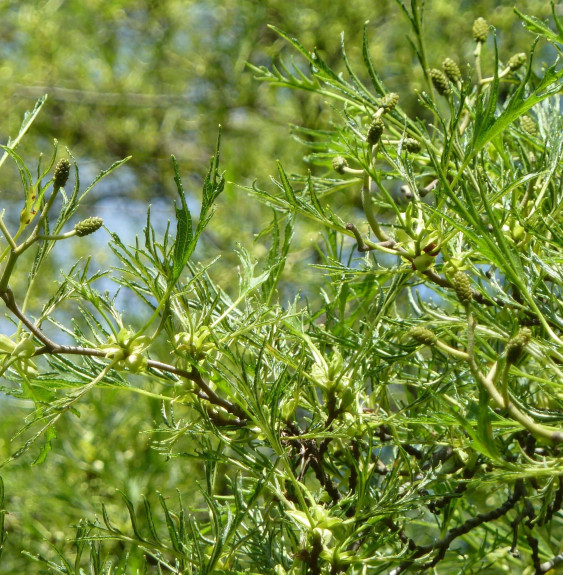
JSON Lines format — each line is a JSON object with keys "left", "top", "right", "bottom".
{"left": 412, "top": 253, "right": 436, "bottom": 271}
{"left": 53, "top": 158, "right": 71, "bottom": 189}
{"left": 366, "top": 118, "right": 384, "bottom": 145}
{"left": 511, "top": 221, "right": 526, "bottom": 243}
{"left": 332, "top": 156, "right": 349, "bottom": 174}
{"left": 408, "top": 326, "right": 437, "bottom": 346}
{"left": 473, "top": 17, "right": 489, "bottom": 43}
{"left": 122, "top": 353, "right": 148, "bottom": 373}
{"left": 453, "top": 271, "right": 472, "bottom": 306}
{"left": 428, "top": 68, "right": 451, "bottom": 96}
{"left": 0, "top": 335, "right": 16, "bottom": 354}
{"left": 74, "top": 216, "right": 104, "bottom": 237}
{"left": 442, "top": 58, "right": 461, "bottom": 83}
{"left": 13, "top": 336, "right": 36, "bottom": 359}
{"left": 507, "top": 52, "right": 526, "bottom": 71}
{"left": 174, "top": 327, "right": 215, "bottom": 362}
{"left": 422, "top": 242, "right": 440, "bottom": 256}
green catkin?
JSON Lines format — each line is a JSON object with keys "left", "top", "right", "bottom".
{"left": 506, "top": 328, "right": 532, "bottom": 364}
{"left": 380, "top": 92, "right": 399, "bottom": 112}
{"left": 404, "top": 138, "right": 421, "bottom": 153}
{"left": 53, "top": 159, "right": 71, "bottom": 189}
{"left": 453, "top": 272, "right": 472, "bottom": 306}
{"left": 507, "top": 52, "right": 526, "bottom": 71}
{"left": 409, "top": 326, "right": 438, "bottom": 346}
{"left": 75, "top": 217, "right": 104, "bottom": 237}
{"left": 428, "top": 68, "right": 451, "bottom": 96}
{"left": 473, "top": 17, "right": 489, "bottom": 43}
{"left": 520, "top": 115, "right": 537, "bottom": 136}
{"left": 332, "top": 156, "right": 349, "bottom": 174}
{"left": 442, "top": 58, "right": 461, "bottom": 83}
{"left": 367, "top": 118, "right": 384, "bottom": 145}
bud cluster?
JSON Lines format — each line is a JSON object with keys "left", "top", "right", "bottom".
{"left": 174, "top": 326, "right": 216, "bottom": 362}
{"left": 101, "top": 328, "right": 150, "bottom": 373}
{"left": 404, "top": 138, "right": 421, "bottom": 153}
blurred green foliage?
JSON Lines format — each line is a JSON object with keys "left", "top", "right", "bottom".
{"left": 2, "top": 0, "right": 553, "bottom": 191}
{"left": 1, "top": 0, "right": 554, "bottom": 285}
{"left": 0, "top": 0, "right": 559, "bottom": 572}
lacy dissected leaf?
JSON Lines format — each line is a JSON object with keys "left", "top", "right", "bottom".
{"left": 514, "top": 4, "right": 563, "bottom": 46}
{"left": 171, "top": 131, "right": 224, "bottom": 284}
{"left": 171, "top": 154, "right": 194, "bottom": 282}
{"left": 460, "top": 44, "right": 563, "bottom": 178}
{"left": 0, "top": 95, "right": 46, "bottom": 174}
{"left": 260, "top": 212, "right": 295, "bottom": 305}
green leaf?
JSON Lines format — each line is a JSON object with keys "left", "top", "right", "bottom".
{"left": 0, "top": 145, "right": 33, "bottom": 193}
{"left": 267, "top": 25, "right": 312, "bottom": 63}
{"left": 268, "top": 25, "right": 378, "bottom": 110}
{"left": 362, "top": 21, "right": 386, "bottom": 97}
{"left": 448, "top": 405, "right": 503, "bottom": 464}
{"left": 196, "top": 128, "right": 225, "bottom": 237}
{"left": 119, "top": 490, "right": 146, "bottom": 542}
{"left": 171, "top": 130, "right": 224, "bottom": 283}
{"left": 514, "top": 5, "right": 563, "bottom": 46}
{"left": 235, "top": 244, "right": 271, "bottom": 296}
{"left": 31, "top": 427, "right": 57, "bottom": 466}
{"left": 159, "top": 493, "right": 181, "bottom": 553}
{"left": 476, "top": 387, "right": 502, "bottom": 461}
{"left": 0, "top": 95, "right": 46, "bottom": 173}
{"left": 260, "top": 212, "right": 295, "bottom": 305}
{"left": 0, "top": 475, "right": 5, "bottom": 563}
{"left": 477, "top": 65, "right": 563, "bottom": 153}
{"left": 457, "top": 43, "right": 563, "bottom": 182}
{"left": 340, "top": 32, "right": 378, "bottom": 106}
{"left": 471, "top": 34, "right": 501, "bottom": 152}
{"left": 276, "top": 160, "right": 299, "bottom": 207}
{"left": 143, "top": 496, "right": 162, "bottom": 544}
{"left": 77, "top": 156, "right": 131, "bottom": 205}
{"left": 171, "top": 154, "right": 194, "bottom": 282}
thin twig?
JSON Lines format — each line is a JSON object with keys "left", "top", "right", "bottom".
{"left": 392, "top": 481, "right": 525, "bottom": 573}
{"left": 0, "top": 286, "right": 246, "bottom": 421}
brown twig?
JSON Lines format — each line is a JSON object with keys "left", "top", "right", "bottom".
{"left": 0, "top": 286, "right": 247, "bottom": 422}
{"left": 391, "top": 480, "right": 525, "bottom": 574}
